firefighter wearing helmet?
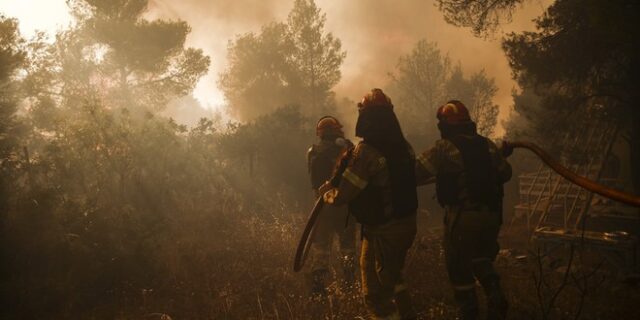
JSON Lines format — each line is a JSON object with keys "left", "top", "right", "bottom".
{"left": 306, "top": 115, "right": 357, "bottom": 296}
{"left": 319, "top": 88, "right": 418, "bottom": 319}
{"left": 415, "top": 100, "right": 512, "bottom": 319}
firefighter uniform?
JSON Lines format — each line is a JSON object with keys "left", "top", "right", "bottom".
{"left": 324, "top": 142, "right": 417, "bottom": 320}
{"left": 307, "top": 123, "right": 357, "bottom": 295}
{"left": 415, "top": 101, "right": 512, "bottom": 320}
{"left": 320, "top": 88, "right": 418, "bottom": 319}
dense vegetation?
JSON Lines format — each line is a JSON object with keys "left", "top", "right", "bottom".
{"left": 438, "top": 0, "right": 640, "bottom": 192}
{"left": 1, "top": 0, "right": 638, "bottom": 319}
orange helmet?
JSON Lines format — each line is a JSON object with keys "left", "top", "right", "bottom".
{"left": 436, "top": 100, "right": 471, "bottom": 125}
{"left": 316, "top": 116, "right": 344, "bottom": 138}
{"left": 358, "top": 88, "right": 393, "bottom": 110}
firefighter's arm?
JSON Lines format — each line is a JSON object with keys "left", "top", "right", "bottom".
{"left": 323, "top": 144, "right": 382, "bottom": 206}
{"left": 415, "top": 143, "right": 443, "bottom": 186}
{"left": 322, "top": 172, "right": 363, "bottom": 205}
{"left": 489, "top": 140, "right": 513, "bottom": 183}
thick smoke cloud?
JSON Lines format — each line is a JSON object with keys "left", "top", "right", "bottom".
{"left": 316, "top": 0, "right": 551, "bottom": 135}
{"left": 147, "top": 0, "right": 550, "bottom": 135}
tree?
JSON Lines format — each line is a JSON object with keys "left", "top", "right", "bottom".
{"left": 28, "top": 0, "right": 210, "bottom": 114}
{"left": 468, "top": 70, "right": 499, "bottom": 136}
{"left": 436, "top": 0, "right": 525, "bottom": 37}
{"left": 220, "top": 0, "right": 345, "bottom": 121}
{"left": 0, "top": 16, "right": 25, "bottom": 263}
{"left": 287, "top": 0, "right": 345, "bottom": 117}
{"left": 390, "top": 40, "right": 500, "bottom": 146}
{"left": 216, "top": 106, "right": 312, "bottom": 205}
{"left": 504, "top": 0, "right": 640, "bottom": 191}
{"left": 0, "top": 16, "right": 25, "bottom": 216}
{"left": 445, "top": 64, "right": 474, "bottom": 106}
{"left": 0, "top": 16, "right": 25, "bottom": 161}
{"left": 219, "top": 23, "right": 298, "bottom": 120}
{"left": 440, "top": 0, "right": 640, "bottom": 192}
{"left": 1, "top": 3, "right": 314, "bottom": 318}
{"left": 445, "top": 66, "right": 499, "bottom": 136}
{"left": 389, "top": 40, "right": 451, "bottom": 145}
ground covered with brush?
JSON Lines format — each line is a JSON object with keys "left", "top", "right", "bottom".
{"left": 127, "top": 211, "right": 640, "bottom": 320}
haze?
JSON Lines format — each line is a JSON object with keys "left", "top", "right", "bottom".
{"left": 2, "top": 0, "right": 550, "bottom": 135}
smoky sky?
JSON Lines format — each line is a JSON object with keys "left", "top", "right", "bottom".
{"left": 147, "top": 0, "right": 551, "bottom": 135}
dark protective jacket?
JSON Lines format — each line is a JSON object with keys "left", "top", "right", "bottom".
{"left": 415, "top": 133, "right": 512, "bottom": 220}
{"left": 436, "top": 134, "right": 501, "bottom": 210}
{"left": 324, "top": 105, "right": 417, "bottom": 225}
{"left": 325, "top": 141, "right": 418, "bottom": 225}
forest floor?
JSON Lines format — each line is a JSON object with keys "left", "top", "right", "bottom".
{"left": 136, "top": 210, "right": 640, "bottom": 320}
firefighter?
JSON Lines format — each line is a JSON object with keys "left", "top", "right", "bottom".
{"left": 306, "top": 116, "right": 357, "bottom": 296}
{"left": 320, "top": 88, "right": 418, "bottom": 320}
{"left": 415, "top": 100, "right": 512, "bottom": 320}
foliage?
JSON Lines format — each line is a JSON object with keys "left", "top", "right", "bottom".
{"left": 0, "top": 15, "right": 25, "bottom": 238}
{"left": 27, "top": 0, "right": 210, "bottom": 113}
{"left": 436, "top": 0, "right": 525, "bottom": 37}
{"left": 217, "top": 106, "right": 313, "bottom": 207}
{"left": 219, "top": 0, "right": 345, "bottom": 121}
{"left": 219, "top": 22, "right": 298, "bottom": 120}
{"left": 287, "top": 0, "right": 345, "bottom": 116}
{"left": 501, "top": 0, "right": 640, "bottom": 190}
{"left": 440, "top": 0, "right": 640, "bottom": 191}
{"left": 503, "top": 0, "right": 640, "bottom": 105}
{"left": 447, "top": 66, "right": 499, "bottom": 136}
{"left": 3, "top": 0, "right": 640, "bottom": 318}
{"left": 389, "top": 40, "right": 500, "bottom": 148}
{"left": 3, "top": 62, "right": 310, "bottom": 320}
{"left": 0, "top": 15, "right": 25, "bottom": 164}
{"left": 3, "top": 98, "right": 226, "bottom": 316}
{"left": 389, "top": 40, "right": 451, "bottom": 147}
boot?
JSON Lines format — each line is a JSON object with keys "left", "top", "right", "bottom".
{"left": 473, "top": 259, "right": 507, "bottom": 319}
{"left": 454, "top": 288, "right": 478, "bottom": 320}
{"left": 394, "top": 288, "right": 417, "bottom": 320}
{"left": 481, "top": 278, "right": 508, "bottom": 320}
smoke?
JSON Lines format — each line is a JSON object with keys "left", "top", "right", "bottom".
{"left": 316, "top": 0, "right": 551, "bottom": 136}
{"left": 146, "top": 0, "right": 291, "bottom": 110}
{"left": 147, "top": 0, "right": 551, "bottom": 135}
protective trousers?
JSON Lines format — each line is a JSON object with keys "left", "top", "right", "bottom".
{"left": 310, "top": 205, "right": 357, "bottom": 295}
{"left": 361, "top": 214, "right": 417, "bottom": 320}
{"left": 444, "top": 206, "right": 507, "bottom": 320}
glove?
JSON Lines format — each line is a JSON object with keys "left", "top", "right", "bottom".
{"left": 323, "top": 188, "right": 338, "bottom": 204}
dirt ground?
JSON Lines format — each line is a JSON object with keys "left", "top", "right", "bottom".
{"left": 283, "top": 212, "right": 640, "bottom": 319}
{"left": 133, "top": 208, "right": 640, "bottom": 320}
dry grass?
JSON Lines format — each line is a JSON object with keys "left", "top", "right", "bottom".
{"left": 129, "top": 210, "right": 639, "bottom": 320}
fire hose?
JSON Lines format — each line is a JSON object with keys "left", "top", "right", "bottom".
{"left": 293, "top": 141, "right": 640, "bottom": 272}
{"left": 508, "top": 141, "right": 640, "bottom": 208}
{"left": 293, "top": 196, "right": 323, "bottom": 272}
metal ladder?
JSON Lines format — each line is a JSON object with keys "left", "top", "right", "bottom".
{"left": 516, "top": 117, "right": 638, "bottom": 273}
